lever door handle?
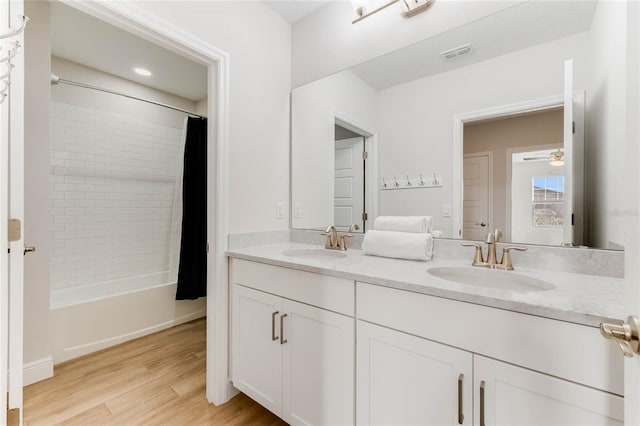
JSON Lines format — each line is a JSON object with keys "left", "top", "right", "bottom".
{"left": 23, "top": 245, "right": 36, "bottom": 255}
{"left": 600, "top": 315, "right": 640, "bottom": 357}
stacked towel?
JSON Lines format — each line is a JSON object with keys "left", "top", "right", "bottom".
{"left": 362, "top": 230, "right": 433, "bottom": 261}
{"left": 373, "top": 216, "right": 433, "bottom": 233}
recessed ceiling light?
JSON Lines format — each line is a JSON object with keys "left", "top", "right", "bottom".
{"left": 133, "top": 67, "right": 152, "bottom": 77}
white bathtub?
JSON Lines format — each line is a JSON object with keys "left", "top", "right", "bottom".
{"left": 50, "top": 272, "right": 206, "bottom": 363}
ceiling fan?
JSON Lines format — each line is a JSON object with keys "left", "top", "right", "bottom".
{"left": 523, "top": 149, "right": 565, "bottom": 166}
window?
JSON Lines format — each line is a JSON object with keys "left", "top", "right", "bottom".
{"left": 532, "top": 176, "right": 564, "bottom": 227}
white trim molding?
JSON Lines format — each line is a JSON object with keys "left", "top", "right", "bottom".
{"left": 23, "top": 356, "right": 54, "bottom": 387}
{"left": 58, "top": 0, "right": 232, "bottom": 405}
{"left": 452, "top": 95, "right": 564, "bottom": 239}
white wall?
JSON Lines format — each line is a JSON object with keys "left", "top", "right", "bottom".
{"left": 375, "top": 32, "right": 589, "bottom": 237}
{"left": 292, "top": 0, "right": 524, "bottom": 87}
{"left": 291, "top": 70, "right": 377, "bottom": 229}
{"left": 132, "top": 1, "right": 291, "bottom": 234}
{"left": 587, "top": 1, "right": 628, "bottom": 249}
{"left": 24, "top": 0, "right": 52, "bottom": 368}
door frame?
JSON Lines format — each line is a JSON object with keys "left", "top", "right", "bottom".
{"left": 62, "top": 0, "right": 232, "bottom": 404}
{"left": 462, "top": 151, "right": 493, "bottom": 240}
{"left": 332, "top": 111, "right": 378, "bottom": 231}
{"left": 453, "top": 95, "right": 564, "bottom": 238}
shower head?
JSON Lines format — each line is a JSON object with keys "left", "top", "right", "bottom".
{"left": 50, "top": 73, "right": 60, "bottom": 85}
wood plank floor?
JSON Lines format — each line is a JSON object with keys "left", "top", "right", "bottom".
{"left": 24, "top": 318, "right": 288, "bottom": 425}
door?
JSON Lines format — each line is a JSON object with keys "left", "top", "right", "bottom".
{"left": 231, "top": 285, "right": 283, "bottom": 417}
{"left": 463, "top": 153, "right": 491, "bottom": 240}
{"left": 282, "top": 299, "right": 354, "bottom": 426}
{"left": 356, "top": 321, "right": 472, "bottom": 425}
{"left": 334, "top": 137, "right": 364, "bottom": 232}
{"left": 474, "top": 355, "right": 623, "bottom": 426}
{"left": 1, "top": 3, "right": 25, "bottom": 424}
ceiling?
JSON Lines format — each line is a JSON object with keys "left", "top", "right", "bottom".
{"left": 263, "top": 1, "right": 330, "bottom": 24}
{"left": 50, "top": 2, "right": 208, "bottom": 101}
{"left": 350, "top": 1, "right": 597, "bottom": 90}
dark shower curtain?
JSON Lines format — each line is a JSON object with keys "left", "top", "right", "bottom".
{"left": 176, "top": 116, "right": 207, "bottom": 300}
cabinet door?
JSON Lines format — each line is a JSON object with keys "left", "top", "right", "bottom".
{"left": 282, "top": 299, "right": 355, "bottom": 426}
{"left": 231, "top": 284, "right": 283, "bottom": 416}
{"left": 357, "top": 321, "right": 473, "bottom": 425}
{"left": 474, "top": 355, "right": 623, "bottom": 426}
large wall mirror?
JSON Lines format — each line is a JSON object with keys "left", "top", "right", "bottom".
{"left": 291, "top": 0, "right": 627, "bottom": 250}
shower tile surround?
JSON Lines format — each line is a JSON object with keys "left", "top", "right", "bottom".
{"left": 49, "top": 101, "right": 183, "bottom": 290}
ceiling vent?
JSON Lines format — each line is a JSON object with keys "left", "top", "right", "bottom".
{"left": 440, "top": 43, "right": 472, "bottom": 60}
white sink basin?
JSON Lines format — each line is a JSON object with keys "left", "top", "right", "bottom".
{"left": 428, "top": 266, "right": 554, "bottom": 292}
{"left": 282, "top": 248, "right": 347, "bottom": 260}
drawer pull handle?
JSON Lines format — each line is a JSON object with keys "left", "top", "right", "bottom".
{"left": 480, "top": 380, "right": 486, "bottom": 426}
{"left": 280, "top": 314, "right": 288, "bottom": 344}
{"left": 458, "top": 373, "right": 464, "bottom": 424}
{"left": 271, "top": 311, "right": 279, "bottom": 341}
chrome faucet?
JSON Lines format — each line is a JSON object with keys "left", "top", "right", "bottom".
{"left": 323, "top": 224, "right": 359, "bottom": 251}
{"left": 462, "top": 229, "right": 527, "bottom": 270}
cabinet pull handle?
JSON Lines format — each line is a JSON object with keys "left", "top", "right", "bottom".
{"left": 280, "top": 313, "right": 288, "bottom": 344}
{"left": 271, "top": 311, "right": 279, "bottom": 341}
{"left": 458, "top": 373, "right": 464, "bottom": 424}
{"left": 480, "top": 380, "right": 486, "bottom": 426}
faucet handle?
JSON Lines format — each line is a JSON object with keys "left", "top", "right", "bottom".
{"left": 462, "top": 242, "right": 486, "bottom": 266}
{"left": 348, "top": 223, "right": 360, "bottom": 233}
{"left": 499, "top": 246, "right": 528, "bottom": 270}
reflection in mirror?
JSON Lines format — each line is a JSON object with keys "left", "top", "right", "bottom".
{"left": 291, "top": 0, "right": 627, "bottom": 250}
{"left": 334, "top": 124, "right": 366, "bottom": 232}
{"left": 462, "top": 108, "right": 565, "bottom": 244}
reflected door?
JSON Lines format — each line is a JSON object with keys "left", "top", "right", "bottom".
{"left": 334, "top": 137, "right": 364, "bottom": 231}
{"left": 463, "top": 154, "right": 491, "bottom": 240}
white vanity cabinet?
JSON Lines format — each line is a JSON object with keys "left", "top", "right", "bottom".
{"left": 230, "top": 259, "right": 355, "bottom": 426}
{"left": 357, "top": 321, "right": 472, "bottom": 425}
{"left": 474, "top": 355, "right": 623, "bottom": 426}
{"left": 357, "top": 281, "right": 624, "bottom": 425}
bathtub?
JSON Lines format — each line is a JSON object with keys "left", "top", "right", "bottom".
{"left": 50, "top": 272, "right": 206, "bottom": 363}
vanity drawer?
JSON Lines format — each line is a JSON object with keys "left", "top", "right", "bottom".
{"left": 230, "top": 258, "right": 355, "bottom": 316}
{"left": 357, "top": 282, "right": 623, "bottom": 396}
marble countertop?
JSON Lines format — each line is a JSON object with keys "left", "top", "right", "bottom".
{"left": 226, "top": 242, "right": 625, "bottom": 327}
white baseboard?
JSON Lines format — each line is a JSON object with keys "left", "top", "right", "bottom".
{"left": 23, "top": 356, "right": 54, "bottom": 386}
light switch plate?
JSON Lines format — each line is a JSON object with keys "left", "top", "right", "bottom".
{"left": 276, "top": 201, "right": 285, "bottom": 218}
{"left": 442, "top": 204, "right": 451, "bottom": 217}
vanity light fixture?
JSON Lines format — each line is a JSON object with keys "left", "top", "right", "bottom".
{"left": 351, "top": 0, "right": 434, "bottom": 24}
{"left": 133, "top": 67, "right": 152, "bottom": 77}
{"left": 549, "top": 158, "right": 565, "bottom": 167}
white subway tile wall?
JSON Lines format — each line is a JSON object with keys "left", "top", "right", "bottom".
{"left": 50, "top": 101, "right": 184, "bottom": 290}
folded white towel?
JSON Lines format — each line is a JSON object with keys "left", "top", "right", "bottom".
{"left": 362, "top": 230, "right": 433, "bottom": 261}
{"left": 373, "top": 216, "right": 433, "bottom": 233}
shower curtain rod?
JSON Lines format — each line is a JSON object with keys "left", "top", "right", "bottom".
{"left": 50, "top": 74, "right": 206, "bottom": 119}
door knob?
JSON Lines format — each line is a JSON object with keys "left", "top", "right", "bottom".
{"left": 475, "top": 222, "right": 487, "bottom": 227}
{"left": 600, "top": 315, "right": 640, "bottom": 357}
{"left": 23, "top": 245, "right": 35, "bottom": 255}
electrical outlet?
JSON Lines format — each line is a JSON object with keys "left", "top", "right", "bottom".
{"left": 276, "top": 201, "right": 285, "bottom": 218}
{"left": 294, "top": 202, "right": 303, "bottom": 218}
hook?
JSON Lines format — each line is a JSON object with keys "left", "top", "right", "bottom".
{"left": 382, "top": 177, "right": 387, "bottom": 188}
{"left": 0, "top": 92, "right": 6, "bottom": 105}
{"left": 419, "top": 174, "right": 425, "bottom": 186}
{"left": 0, "top": 63, "right": 14, "bottom": 81}
{"left": 393, "top": 176, "right": 399, "bottom": 187}
{"left": 0, "top": 42, "right": 21, "bottom": 64}
{"left": 0, "top": 80, "right": 10, "bottom": 96}
{"left": 406, "top": 175, "right": 412, "bottom": 187}
{"left": 0, "top": 15, "right": 29, "bottom": 40}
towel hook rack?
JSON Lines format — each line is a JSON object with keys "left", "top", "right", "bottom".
{"left": 0, "top": 42, "right": 21, "bottom": 64}
{"left": 1, "top": 15, "right": 29, "bottom": 40}
{"left": 0, "top": 63, "right": 14, "bottom": 81}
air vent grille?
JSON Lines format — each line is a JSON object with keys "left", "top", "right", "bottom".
{"left": 440, "top": 43, "right": 472, "bottom": 60}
